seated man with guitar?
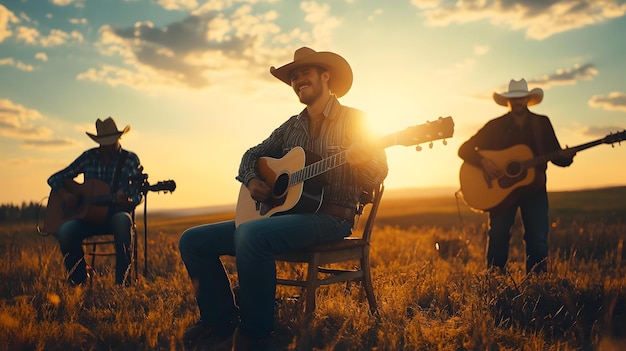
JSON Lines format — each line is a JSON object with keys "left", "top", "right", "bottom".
{"left": 46, "top": 117, "right": 143, "bottom": 286}
{"left": 458, "top": 79, "right": 576, "bottom": 275}
{"left": 179, "top": 47, "right": 388, "bottom": 351}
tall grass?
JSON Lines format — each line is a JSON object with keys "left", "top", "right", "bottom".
{"left": 1, "top": 192, "right": 625, "bottom": 350}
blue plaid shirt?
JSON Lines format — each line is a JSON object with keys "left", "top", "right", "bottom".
{"left": 47, "top": 147, "right": 143, "bottom": 209}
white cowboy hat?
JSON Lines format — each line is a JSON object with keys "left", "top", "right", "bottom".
{"left": 493, "top": 79, "right": 544, "bottom": 107}
{"left": 86, "top": 117, "right": 130, "bottom": 145}
{"left": 270, "top": 47, "right": 353, "bottom": 97}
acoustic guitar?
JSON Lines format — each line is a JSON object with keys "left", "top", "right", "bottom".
{"left": 235, "top": 116, "right": 455, "bottom": 227}
{"left": 458, "top": 130, "right": 626, "bottom": 212}
{"left": 43, "top": 178, "right": 176, "bottom": 235}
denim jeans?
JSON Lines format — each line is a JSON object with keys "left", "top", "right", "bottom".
{"left": 55, "top": 211, "right": 134, "bottom": 285}
{"left": 178, "top": 213, "right": 353, "bottom": 338}
{"left": 487, "top": 189, "right": 550, "bottom": 274}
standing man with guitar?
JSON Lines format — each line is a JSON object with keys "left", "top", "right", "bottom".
{"left": 47, "top": 117, "right": 143, "bottom": 286}
{"left": 179, "top": 47, "right": 388, "bottom": 351}
{"left": 458, "top": 79, "right": 576, "bottom": 275}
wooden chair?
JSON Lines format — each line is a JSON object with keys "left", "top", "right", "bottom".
{"left": 274, "top": 184, "right": 384, "bottom": 315}
{"left": 82, "top": 210, "right": 138, "bottom": 280}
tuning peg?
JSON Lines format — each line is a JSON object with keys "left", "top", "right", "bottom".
{"left": 429, "top": 141, "right": 433, "bottom": 149}
{"left": 416, "top": 145, "right": 422, "bottom": 152}
{"left": 443, "top": 139, "right": 447, "bottom": 146}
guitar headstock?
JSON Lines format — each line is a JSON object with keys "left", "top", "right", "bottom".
{"left": 602, "top": 130, "right": 626, "bottom": 146}
{"left": 384, "top": 116, "right": 454, "bottom": 150}
{"left": 147, "top": 180, "right": 177, "bottom": 193}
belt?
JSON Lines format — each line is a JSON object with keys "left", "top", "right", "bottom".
{"left": 318, "top": 203, "right": 356, "bottom": 221}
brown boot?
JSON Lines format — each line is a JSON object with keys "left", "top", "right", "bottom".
{"left": 231, "top": 328, "right": 272, "bottom": 351}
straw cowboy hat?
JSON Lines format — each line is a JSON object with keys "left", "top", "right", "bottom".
{"left": 493, "top": 79, "right": 544, "bottom": 107}
{"left": 270, "top": 47, "right": 353, "bottom": 97}
{"left": 86, "top": 117, "right": 130, "bottom": 145}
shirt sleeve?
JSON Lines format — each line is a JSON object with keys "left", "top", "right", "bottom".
{"left": 539, "top": 116, "right": 573, "bottom": 167}
{"left": 458, "top": 119, "right": 501, "bottom": 166}
{"left": 236, "top": 118, "right": 294, "bottom": 186}
{"left": 348, "top": 109, "right": 389, "bottom": 191}
{"left": 47, "top": 151, "right": 88, "bottom": 191}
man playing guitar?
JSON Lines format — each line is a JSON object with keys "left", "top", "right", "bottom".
{"left": 46, "top": 117, "right": 143, "bottom": 286}
{"left": 179, "top": 47, "right": 388, "bottom": 351}
{"left": 458, "top": 79, "right": 576, "bottom": 275}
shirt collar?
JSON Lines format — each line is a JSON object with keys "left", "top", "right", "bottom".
{"left": 297, "top": 94, "right": 342, "bottom": 122}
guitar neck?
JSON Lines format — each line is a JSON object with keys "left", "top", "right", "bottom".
{"left": 289, "top": 150, "right": 349, "bottom": 187}
{"left": 288, "top": 134, "right": 405, "bottom": 187}
{"left": 523, "top": 138, "right": 604, "bottom": 168}
{"left": 287, "top": 116, "right": 454, "bottom": 187}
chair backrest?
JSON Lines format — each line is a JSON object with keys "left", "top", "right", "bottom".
{"left": 357, "top": 183, "right": 384, "bottom": 244}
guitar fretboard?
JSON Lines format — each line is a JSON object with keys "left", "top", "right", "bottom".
{"left": 521, "top": 138, "right": 604, "bottom": 169}
{"left": 285, "top": 116, "right": 455, "bottom": 187}
{"left": 289, "top": 151, "right": 348, "bottom": 186}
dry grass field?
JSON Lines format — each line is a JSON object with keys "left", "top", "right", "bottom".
{"left": 1, "top": 187, "right": 625, "bottom": 351}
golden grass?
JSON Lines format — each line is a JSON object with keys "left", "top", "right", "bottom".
{"left": 1, "top": 189, "right": 625, "bottom": 350}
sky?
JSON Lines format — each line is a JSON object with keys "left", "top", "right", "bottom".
{"left": 1, "top": 0, "right": 626, "bottom": 212}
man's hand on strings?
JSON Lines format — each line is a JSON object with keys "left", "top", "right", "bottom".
{"left": 247, "top": 178, "right": 272, "bottom": 202}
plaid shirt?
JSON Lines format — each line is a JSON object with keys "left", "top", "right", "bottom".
{"left": 237, "top": 95, "right": 388, "bottom": 209}
{"left": 47, "top": 147, "right": 143, "bottom": 208}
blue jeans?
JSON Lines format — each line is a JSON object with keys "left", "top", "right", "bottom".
{"left": 487, "top": 189, "right": 550, "bottom": 274}
{"left": 55, "top": 211, "right": 134, "bottom": 285}
{"left": 178, "top": 213, "right": 353, "bottom": 338}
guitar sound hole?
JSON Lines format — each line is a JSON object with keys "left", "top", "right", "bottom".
{"left": 273, "top": 173, "right": 289, "bottom": 197}
{"left": 506, "top": 162, "right": 521, "bottom": 177}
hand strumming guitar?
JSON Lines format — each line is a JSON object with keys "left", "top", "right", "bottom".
{"left": 480, "top": 157, "right": 503, "bottom": 180}
{"left": 247, "top": 178, "right": 272, "bottom": 202}
{"left": 58, "top": 188, "right": 79, "bottom": 209}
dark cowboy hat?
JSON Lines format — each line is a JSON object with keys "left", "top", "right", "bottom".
{"left": 270, "top": 47, "right": 353, "bottom": 97}
{"left": 86, "top": 117, "right": 130, "bottom": 145}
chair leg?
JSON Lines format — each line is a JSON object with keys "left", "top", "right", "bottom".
{"left": 89, "top": 243, "right": 96, "bottom": 269}
{"left": 361, "top": 250, "right": 377, "bottom": 315}
{"left": 304, "top": 253, "right": 321, "bottom": 315}
{"left": 132, "top": 225, "right": 138, "bottom": 279}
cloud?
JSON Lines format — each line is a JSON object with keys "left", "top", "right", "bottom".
{"left": 0, "top": 99, "right": 78, "bottom": 149}
{"left": 0, "top": 4, "right": 19, "bottom": 42}
{"left": 588, "top": 92, "right": 626, "bottom": 112}
{"left": 91, "top": 14, "right": 255, "bottom": 89}
{"left": 51, "top": 0, "right": 77, "bottom": 6}
{"left": 84, "top": 1, "right": 341, "bottom": 90}
{"left": 35, "top": 52, "right": 48, "bottom": 61}
{"left": 15, "top": 25, "right": 84, "bottom": 47}
{"left": 157, "top": 0, "right": 199, "bottom": 11}
{"left": 22, "top": 138, "right": 77, "bottom": 148}
{"left": 69, "top": 18, "right": 88, "bottom": 25}
{"left": 527, "top": 63, "right": 598, "bottom": 89}
{"left": 0, "top": 57, "right": 35, "bottom": 71}
{"left": 414, "top": 0, "right": 626, "bottom": 40}
{"left": 474, "top": 63, "right": 598, "bottom": 102}
{"left": 583, "top": 125, "right": 626, "bottom": 138}
{"left": 51, "top": 0, "right": 85, "bottom": 8}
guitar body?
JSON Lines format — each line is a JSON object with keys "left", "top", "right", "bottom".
{"left": 459, "top": 130, "right": 626, "bottom": 212}
{"left": 235, "top": 147, "right": 324, "bottom": 227}
{"left": 43, "top": 179, "right": 111, "bottom": 235}
{"left": 459, "top": 144, "right": 538, "bottom": 211}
